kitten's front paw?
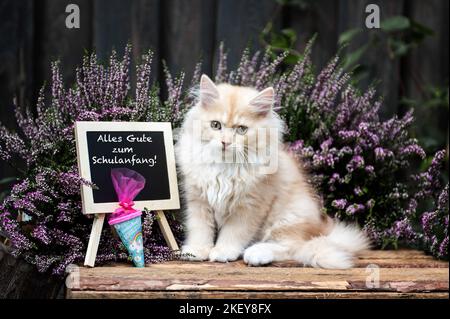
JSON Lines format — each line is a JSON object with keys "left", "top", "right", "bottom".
{"left": 181, "top": 244, "right": 212, "bottom": 261}
{"left": 243, "top": 244, "right": 274, "bottom": 266}
{"left": 209, "top": 246, "right": 241, "bottom": 262}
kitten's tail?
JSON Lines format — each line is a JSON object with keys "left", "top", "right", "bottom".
{"left": 294, "top": 221, "right": 370, "bottom": 269}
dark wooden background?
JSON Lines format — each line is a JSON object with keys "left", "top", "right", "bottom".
{"left": 0, "top": 0, "right": 448, "bottom": 189}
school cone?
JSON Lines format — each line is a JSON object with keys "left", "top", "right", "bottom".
{"left": 109, "top": 168, "right": 147, "bottom": 267}
{"left": 109, "top": 212, "right": 145, "bottom": 268}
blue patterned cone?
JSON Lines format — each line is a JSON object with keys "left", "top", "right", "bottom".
{"left": 113, "top": 215, "right": 145, "bottom": 267}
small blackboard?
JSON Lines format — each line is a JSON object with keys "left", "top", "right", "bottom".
{"left": 75, "top": 121, "right": 180, "bottom": 214}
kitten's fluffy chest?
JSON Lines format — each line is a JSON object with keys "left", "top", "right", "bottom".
{"left": 193, "top": 164, "right": 255, "bottom": 224}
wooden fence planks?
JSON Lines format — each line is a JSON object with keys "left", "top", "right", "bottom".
{"left": 0, "top": 0, "right": 34, "bottom": 192}
{"left": 289, "top": 0, "right": 339, "bottom": 70}
{"left": 93, "top": 0, "right": 131, "bottom": 61}
{"left": 404, "top": 0, "right": 449, "bottom": 98}
{"left": 130, "top": 0, "right": 161, "bottom": 83}
{"left": 338, "top": 0, "right": 405, "bottom": 119}
{"left": 215, "top": 0, "right": 279, "bottom": 70}
{"left": 35, "top": 0, "right": 92, "bottom": 88}
{"left": 161, "top": 0, "right": 216, "bottom": 81}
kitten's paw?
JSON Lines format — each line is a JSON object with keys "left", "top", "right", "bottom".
{"left": 209, "top": 246, "right": 241, "bottom": 262}
{"left": 181, "top": 245, "right": 212, "bottom": 261}
{"left": 243, "top": 245, "right": 274, "bottom": 266}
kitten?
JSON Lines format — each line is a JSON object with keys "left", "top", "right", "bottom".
{"left": 176, "top": 74, "right": 369, "bottom": 268}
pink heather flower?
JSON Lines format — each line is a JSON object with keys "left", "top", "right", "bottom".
{"left": 332, "top": 199, "right": 348, "bottom": 210}
{"left": 345, "top": 204, "right": 365, "bottom": 215}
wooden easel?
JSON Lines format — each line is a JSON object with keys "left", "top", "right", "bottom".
{"left": 84, "top": 210, "right": 179, "bottom": 267}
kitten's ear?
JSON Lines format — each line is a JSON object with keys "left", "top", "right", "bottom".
{"left": 249, "top": 87, "right": 274, "bottom": 116}
{"left": 199, "top": 74, "right": 219, "bottom": 106}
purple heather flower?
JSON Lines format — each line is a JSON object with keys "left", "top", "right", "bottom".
{"left": 366, "top": 199, "right": 376, "bottom": 210}
{"left": 439, "top": 237, "right": 448, "bottom": 258}
{"left": 320, "top": 138, "right": 333, "bottom": 151}
{"left": 338, "top": 130, "right": 358, "bottom": 141}
{"left": 32, "top": 224, "right": 52, "bottom": 245}
{"left": 354, "top": 187, "right": 364, "bottom": 196}
{"left": 346, "top": 155, "right": 365, "bottom": 172}
{"left": 345, "top": 204, "right": 365, "bottom": 215}
{"left": 374, "top": 147, "right": 390, "bottom": 160}
{"left": 332, "top": 199, "right": 348, "bottom": 210}
{"left": 400, "top": 144, "right": 426, "bottom": 159}
{"left": 365, "top": 165, "right": 375, "bottom": 174}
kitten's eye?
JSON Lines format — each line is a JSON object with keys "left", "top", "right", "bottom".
{"left": 210, "top": 120, "right": 222, "bottom": 130}
{"left": 236, "top": 125, "right": 248, "bottom": 135}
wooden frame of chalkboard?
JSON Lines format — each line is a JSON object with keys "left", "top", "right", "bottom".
{"left": 74, "top": 121, "right": 180, "bottom": 267}
{"left": 75, "top": 121, "right": 180, "bottom": 214}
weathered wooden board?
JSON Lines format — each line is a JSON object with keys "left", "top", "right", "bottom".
{"left": 0, "top": 0, "right": 34, "bottom": 191}
{"left": 161, "top": 0, "right": 216, "bottom": 81}
{"left": 35, "top": 0, "right": 92, "bottom": 88}
{"left": 66, "top": 249, "right": 449, "bottom": 299}
{"left": 405, "top": 0, "right": 449, "bottom": 98}
{"left": 338, "top": 0, "right": 405, "bottom": 119}
{"left": 94, "top": 0, "right": 161, "bottom": 88}
{"left": 67, "top": 290, "right": 449, "bottom": 300}
{"left": 402, "top": 0, "right": 449, "bottom": 151}
{"left": 93, "top": 0, "right": 132, "bottom": 61}
{"left": 215, "top": 0, "right": 279, "bottom": 70}
{"left": 130, "top": 0, "right": 161, "bottom": 83}
{"left": 289, "top": 0, "right": 339, "bottom": 70}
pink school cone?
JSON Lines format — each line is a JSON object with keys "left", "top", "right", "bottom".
{"left": 108, "top": 168, "right": 146, "bottom": 267}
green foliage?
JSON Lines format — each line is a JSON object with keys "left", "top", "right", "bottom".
{"left": 380, "top": 16, "right": 411, "bottom": 32}
{"left": 260, "top": 22, "right": 303, "bottom": 66}
{"left": 402, "top": 86, "right": 449, "bottom": 155}
{"left": 339, "top": 16, "right": 434, "bottom": 73}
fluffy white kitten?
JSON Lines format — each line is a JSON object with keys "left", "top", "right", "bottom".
{"left": 176, "top": 74, "right": 369, "bottom": 268}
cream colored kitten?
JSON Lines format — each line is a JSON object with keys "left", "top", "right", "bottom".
{"left": 176, "top": 74, "right": 369, "bottom": 269}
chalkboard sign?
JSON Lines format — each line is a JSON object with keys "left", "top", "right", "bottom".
{"left": 75, "top": 121, "right": 180, "bottom": 214}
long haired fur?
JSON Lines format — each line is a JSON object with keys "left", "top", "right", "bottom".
{"left": 176, "top": 74, "right": 369, "bottom": 268}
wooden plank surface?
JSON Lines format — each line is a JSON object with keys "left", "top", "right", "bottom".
{"left": 67, "top": 290, "right": 449, "bottom": 300}
{"left": 67, "top": 249, "right": 449, "bottom": 299}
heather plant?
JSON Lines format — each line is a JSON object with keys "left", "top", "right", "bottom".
{"left": 415, "top": 151, "right": 448, "bottom": 259}
{"left": 0, "top": 45, "right": 187, "bottom": 275}
{"left": 213, "top": 41, "right": 448, "bottom": 258}
{"left": 0, "top": 42, "right": 448, "bottom": 276}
